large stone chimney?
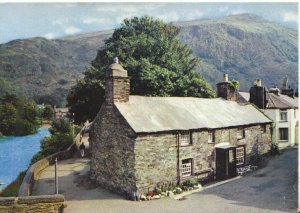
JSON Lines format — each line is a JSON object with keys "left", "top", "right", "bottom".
{"left": 217, "top": 74, "right": 236, "bottom": 101}
{"left": 105, "top": 57, "right": 130, "bottom": 105}
{"left": 249, "top": 79, "right": 267, "bottom": 109}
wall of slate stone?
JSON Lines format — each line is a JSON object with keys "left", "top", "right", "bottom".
{"left": 90, "top": 103, "right": 137, "bottom": 198}
{"left": 0, "top": 195, "right": 65, "bottom": 213}
{"left": 134, "top": 124, "right": 272, "bottom": 194}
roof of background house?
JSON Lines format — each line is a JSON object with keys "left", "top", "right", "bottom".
{"left": 238, "top": 92, "right": 298, "bottom": 109}
{"left": 239, "top": 92, "right": 250, "bottom": 102}
{"left": 115, "top": 96, "right": 271, "bottom": 133}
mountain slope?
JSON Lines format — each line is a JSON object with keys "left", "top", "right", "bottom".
{"left": 0, "top": 14, "right": 297, "bottom": 105}
{"left": 178, "top": 14, "right": 297, "bottom": 90}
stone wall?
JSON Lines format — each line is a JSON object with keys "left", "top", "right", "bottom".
{"left": 134, "top": 123, "right": 272, "bottom": 194}
{"left": 18, "top": 143, "right": 76, "bottom": 197}
{"left": 105, "top": 77, "right": 130, "bottom": 104}
{"left": 135, "top": 133, "right": 178, "bottom": 194}
{"left": 0, "top": 195, "right": 65, "bottom": 213}
{"left": 90, "top": 103, "right": 136, "bottom": 198}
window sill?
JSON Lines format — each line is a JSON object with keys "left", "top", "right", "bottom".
{"left": 180, "top": 144, "right": 193, "bottom": 147}
{"left": 278, "top": 140, "right": 289, "bottom": 143}
{"left": 279, "top": 120, "right": 288, "bottom": 122}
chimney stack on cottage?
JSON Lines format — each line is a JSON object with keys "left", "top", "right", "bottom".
{"left": 249, "top": 79, "right": 267, "bottom": 109}
{"left": 281, "top": 76, "right": 294, "bottom": 97}
{"left": 217, "top": 74, "right": 236, "bottom": 101}
{"left": 105, "top": 57, "right": 130, "bottom": 105}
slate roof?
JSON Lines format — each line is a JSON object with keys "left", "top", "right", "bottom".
{"left": 239, "top": 92, "right": 298, "bottom": 109}
{"left": 115, "top": 96, "right": 272, "bottom": 133}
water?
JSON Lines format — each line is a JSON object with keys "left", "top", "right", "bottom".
{"left": 0, "top": 128, "right": 50, "bottom": 190}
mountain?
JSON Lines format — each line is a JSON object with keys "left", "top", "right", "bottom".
{"left": 0, "top": 14, "right": 297, "bottom": 105}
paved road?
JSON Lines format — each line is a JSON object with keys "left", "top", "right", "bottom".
{"left": 33, "top": 148, "right": 298, "bottom": 213}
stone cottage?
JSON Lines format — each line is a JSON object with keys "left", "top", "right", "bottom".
{"left": 90, "top": 59, "right": 272, "bottom": 198}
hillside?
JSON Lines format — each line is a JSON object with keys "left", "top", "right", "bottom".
{"left": 0, "top": 14, "right": 297, "bottom": 105}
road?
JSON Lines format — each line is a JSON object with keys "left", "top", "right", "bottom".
{"left": 33, "top": 148, "right": 298, "bottom": 213}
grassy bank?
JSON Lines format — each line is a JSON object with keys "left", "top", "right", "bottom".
{"left": 0, "top": 171, "right": 26, "bottom": 197}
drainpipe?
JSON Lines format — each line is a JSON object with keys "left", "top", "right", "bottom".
{"left": 176, "top": 132, "right": 180, "bottom": 185}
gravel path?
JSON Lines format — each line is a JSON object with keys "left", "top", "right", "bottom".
{"left": 33, "top": 148, "right": 298, "bottom": 213}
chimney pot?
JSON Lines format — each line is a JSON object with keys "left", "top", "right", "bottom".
{"left": 256, "top": 79, "right": 262, "bottom": 87}
{"left": 223, "top": 74, "right": 228, "bottom": 82}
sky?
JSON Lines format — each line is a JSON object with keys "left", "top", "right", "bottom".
{"left": 0, "top": 2, "right": 298, "bottom": 44}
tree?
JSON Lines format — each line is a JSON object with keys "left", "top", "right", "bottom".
{"left": 67, "top": 16, "right": 215, "bottom": 123}
{"left": 42, "top": 105, "right": 55, "bottom": 120}
{"left": 230, "top": 80, "right": 240, "bottom": 91}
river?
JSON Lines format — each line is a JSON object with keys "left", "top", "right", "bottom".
{"left": 0, "top": 128, "right": 50, "bottom": 190}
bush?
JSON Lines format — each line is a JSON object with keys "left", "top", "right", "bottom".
{"left": 182, "top": 178, "right": 198, "bottom": 187}
{"left": 269, "top": 143, "right": 279, "bottom": 156}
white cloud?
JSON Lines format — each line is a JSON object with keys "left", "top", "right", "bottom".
{"left": 82, "top": 17, "right": 110, "bottom": 25}
{"left": 282, "top": 11, "right": 298, "bottom": 23}
{"left": 44, "top": 33, "right": 56, "bottom": 39}
{"left": 52, "top": 20, "right": 64, "bottom": 26}
{"left": 96, "top": 5, "right": 138, "bottom": 14}
{"left": 157, "top": 12, "right": 180, "bottom": 22}
{"left": 230, "top": 9, "right": 247, "bottom": 15}
{"left": 65, "top": 26, "right": 81, "bottom": 35}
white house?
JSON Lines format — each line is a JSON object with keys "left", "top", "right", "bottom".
{"left": 240, "top": 80, "right": 298, "bottom": 149}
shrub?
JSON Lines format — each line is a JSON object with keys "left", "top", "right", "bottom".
{"left": 182, "top": 178, "right": 198, "bottom": 187}
{"left": 269, "top": 143, "right": 279, "bottom": 156}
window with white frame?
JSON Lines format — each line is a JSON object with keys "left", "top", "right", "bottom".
{"left": 279, "top": 128, "right": 288, "bottom": 141}
{"left": 237, "top": 128, "right": 245, "bottom": 139}
{"left": 180, "top": 131, "right": 191, "bottom": 146}
{"left": 236, "top": 146, "right": 245, "bottom": 166}
{"left": 208, "top": 130, "right": 215, "bottom": 143}
{"left": 280, "top": 110, "right": 288, "bottom": 121}
{"left": 181, "top": 159, "right": 192, "bottom": 177}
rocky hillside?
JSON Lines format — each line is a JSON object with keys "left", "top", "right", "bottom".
{"left": 0, "top": 14, "right": 297, "bottom": 105}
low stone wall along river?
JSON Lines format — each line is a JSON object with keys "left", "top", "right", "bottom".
{"left": 0, "top": 128, "right": 49, "bottom": 190}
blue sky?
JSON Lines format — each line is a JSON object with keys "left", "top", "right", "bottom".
{"left": 0, "top": 2, "right": 298, "bottom": 44}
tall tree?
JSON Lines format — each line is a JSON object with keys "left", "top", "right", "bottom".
{"left": 67, "top": 16, "right": 215, "bottom": 123}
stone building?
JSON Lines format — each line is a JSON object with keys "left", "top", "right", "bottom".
{"left": 90, "top": 60, "right": 272, "bottom": 198}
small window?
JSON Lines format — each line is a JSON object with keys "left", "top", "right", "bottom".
{"left": 181, "top": 159, "right": 192, "bottom": 177}
{"left": 260, "top": 124, "right": 266, "bottom": 134}
{"left": 208, "top": 130, "right": 215, "bottom": 143}
{"left": 280, "top": 110, "right": 288, "bottom": 121}
{"left": 180, "top": 131, "right": 191, "bottom": 146}
{"left": 279, "top": 128, "right": 288, "bottom": 141}
{"left": 237, "top": 128, "right": 245, "bottom": 139}
{"left": 236, "top": 146, "right": 245, "bottom": 166}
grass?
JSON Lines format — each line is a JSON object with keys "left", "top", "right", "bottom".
{"left": 0, "top": 171, "right": 26, "bottom": 197}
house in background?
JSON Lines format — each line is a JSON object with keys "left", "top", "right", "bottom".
{"left": 54, "top": 106, "right": 69, "bottom": 120}
{"left": 89, "top": 59, "right": 272, "bottom": 199}
{"left": 240, "top": 79, "right": 298, "bottom": 149}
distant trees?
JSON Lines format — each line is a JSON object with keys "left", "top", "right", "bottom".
{"left": 41, "top": 105, "right": 55, "bottom": 121}
{"left": 0, "top": 94, "right": 40, "bottom": 136}
{"left": 67, "top": 16, "right": 215, "bottom": 123}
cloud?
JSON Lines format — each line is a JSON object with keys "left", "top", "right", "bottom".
{"left": 282, "top": 11, "right": 298, "bottom": 23}
{"left": 65, "top": 26, "right": 81, "bottom": 35}
{"left": 96, "top": 5, "right": 138, "bottom": 14}
{"left": 44, "top": 33, "right": 56, "bottom": 39}
{"left": 82, "top": 17, "right": 110, "bottom": 25}
{"left": 230, "top": 9, "right": 247, "bottom": 15}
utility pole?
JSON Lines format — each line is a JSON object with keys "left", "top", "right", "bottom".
{"left": 55, "top": 158, "right": 58, "bottom": 194}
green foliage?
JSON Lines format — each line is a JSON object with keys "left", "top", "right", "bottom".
{"left": 182, "top": 178, "right": 198, "bottom": 187}
{"left": 0, "top": 94, "right": 40, "bottom": 136}
{"left": 269, "top": 143, "right": 279, "bottom": 156}
{"left": 49, "top": 119, "right": 72, "bottom": 135}
{"left": 0, "top": 171, "right": 26, "bottom": 197}
{"left": 230, "top": 80, "right": 240, "bottom": 90}
{"left": 67, "top": 16, "right": 215, "bottom": 123}
{"left": 31, "top": 118, "right": 73, "bottom": 164}
{"left": 42, "top": 105, "right": 55, "bottom": 120}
